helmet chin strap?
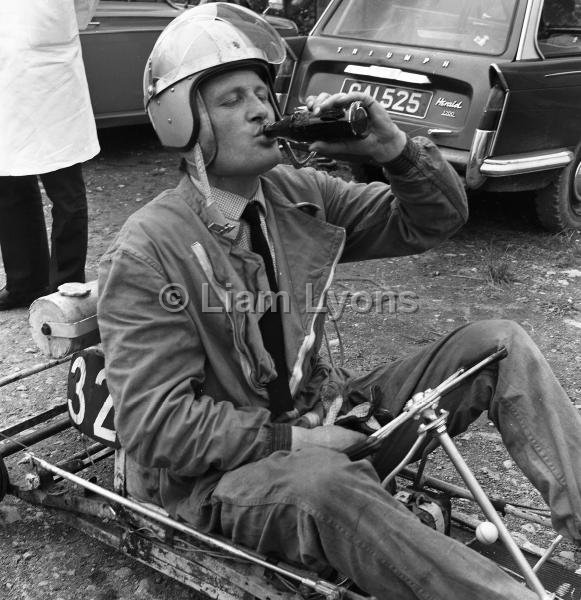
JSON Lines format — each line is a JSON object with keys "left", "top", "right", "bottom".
{"left": 183, "top": 144, "right": 213, "bottom": 207}
{"left": 183, "top": 92, "right": 217, "bottom": 207}
{"left": 195, "top": 92, "right": 218, "bottom": 167}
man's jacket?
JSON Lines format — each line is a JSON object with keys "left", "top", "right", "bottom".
{"left": 97, "top": 137, "right": 467, "bottom": 521}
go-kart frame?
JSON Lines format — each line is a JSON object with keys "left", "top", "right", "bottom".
{"left": 1, "top": 318, "right": 580, "bottom": 599}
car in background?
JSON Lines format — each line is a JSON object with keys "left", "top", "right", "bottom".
{"left": 282, "top": 0, "right": 581, "bottom": 231}
{"left": 80, "top": 0, "right": 298, "bottom": 128}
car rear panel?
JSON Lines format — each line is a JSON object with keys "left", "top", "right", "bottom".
{"left": 285, "top": 0, "right": 528, "bottom": 168}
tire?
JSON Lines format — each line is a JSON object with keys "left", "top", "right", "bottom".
{"left": 534, "top": 145, "right": 581, "bottom": 232}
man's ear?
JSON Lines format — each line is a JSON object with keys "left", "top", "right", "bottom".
{"left": 196, "top": 91, "right": 217, "bottom": 167}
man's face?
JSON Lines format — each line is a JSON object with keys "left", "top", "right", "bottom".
{"left": 201, "top": 69, "right": 282, "bottom": 181}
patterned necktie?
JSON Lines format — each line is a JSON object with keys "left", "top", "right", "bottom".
{"left": 241, "top": 201, "right": 293, "bottom": 417}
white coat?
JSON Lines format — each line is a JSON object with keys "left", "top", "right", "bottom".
{"left": 0, "top": 0, "right": 100, "bottom": 176}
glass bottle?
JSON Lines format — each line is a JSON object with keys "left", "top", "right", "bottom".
{"left": 263, "top": 100, "right": 369, "bottom": 143}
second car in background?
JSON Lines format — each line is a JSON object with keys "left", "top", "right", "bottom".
{"left": 81, "top": 0, "right": 298, "bottom": 128}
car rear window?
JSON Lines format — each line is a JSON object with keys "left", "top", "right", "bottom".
{"left": 320, "top": 0, "right": 518, "bottom": 56}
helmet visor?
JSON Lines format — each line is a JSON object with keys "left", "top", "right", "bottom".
{"left": 193, "top": 3, "right": 287, "bottom": 65}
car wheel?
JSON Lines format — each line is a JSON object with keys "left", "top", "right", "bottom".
{"left": 534, "top": 146, "right": 581, "bottom": 231}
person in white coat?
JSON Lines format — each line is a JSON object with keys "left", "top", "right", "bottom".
{"left": 0, "top": 0, "right": 100, "bottom": 310}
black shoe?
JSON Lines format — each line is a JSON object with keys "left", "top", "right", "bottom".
{"left": 0, "top": 286, "right": 49, "bottom": 311}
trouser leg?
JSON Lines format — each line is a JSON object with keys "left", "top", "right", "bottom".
{"left": 0, "top": 175, "right": 50, "bottom": 292}
{"left": 349, "top": 319, "right": 581, "bottom": 542}
{"left": 190, "top": 448, "right": 537, "bottom": 600}
{"left": 40, "top": 163, "right": 88, "bottom": 288}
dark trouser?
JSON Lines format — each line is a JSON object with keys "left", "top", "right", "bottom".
{"left": 0, "top": 163, "right": 88, "bottom": 293}
{"left": 179, "top": 320, "right": 581, "bottom": 600}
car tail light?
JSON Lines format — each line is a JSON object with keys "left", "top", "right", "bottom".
{"left": 274, "top": 37, "right": 307, "bottom": 114}
{"left": 477, "top": 84, "right": 506, "bottom": 131}
{"left": 274, "top": 55, "right": 297, "bottom": 94}
{"left": 466, "top": 84, "right": 507, "bottom": 189}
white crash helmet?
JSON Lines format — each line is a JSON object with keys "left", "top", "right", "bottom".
{"left": 143, "top": 2, "right": 286, "bottom": 153}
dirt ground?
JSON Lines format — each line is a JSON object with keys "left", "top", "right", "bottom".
{"left": 0, "top": 125, "right": 580, "bottom": 599}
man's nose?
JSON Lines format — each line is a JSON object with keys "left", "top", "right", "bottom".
{"left": 248, "top": 96, "right": 270, "bottom": 121}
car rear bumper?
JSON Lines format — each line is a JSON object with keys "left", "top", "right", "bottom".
{"left": 465, "top": 128, "right": 574, "bottom": 189}
{"left": 481, "top": 150, "right": 574, "bottom": 177}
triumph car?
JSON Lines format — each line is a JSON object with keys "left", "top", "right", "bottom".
{"left": 282, "top": 0, "right": 581, "bottom": 231}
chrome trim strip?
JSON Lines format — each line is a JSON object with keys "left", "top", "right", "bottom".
{"left": 427, "top": 129, "right": 455, "bottom": 136}
{"left": 481, "top": 150, "right": 574, "bottom": 177}
{"left": 515, "top": 0, "right": 536, "bottom": 60}
{"left": 344, "top": 64, "right": 431, "bottom": 85}
{"left": 545, "top": 71, "right": 581, "bottom": 78}
{"left": 310, "top": 0, "right": 335, "bottom": 35}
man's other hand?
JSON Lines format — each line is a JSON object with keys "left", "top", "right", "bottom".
{"left": 291, "top": 425, "right": 368, "bottom": 452}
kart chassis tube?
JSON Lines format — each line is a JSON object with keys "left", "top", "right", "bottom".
{"left": 0, "top": 356, "right": 70, "bottom": 388}
{"left": 0, "top": 415, "right": 71, "bottom": 458}
{"left": 24, "top": 452, "right": 366, "bottom": 600}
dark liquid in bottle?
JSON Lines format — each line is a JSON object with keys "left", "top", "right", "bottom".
{"left": 263, "top": 101, "right": 369, "bottom": 144}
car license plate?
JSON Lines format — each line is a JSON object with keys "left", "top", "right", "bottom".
{"left": 340, "top": 78, "right": 433, "bottom": 119}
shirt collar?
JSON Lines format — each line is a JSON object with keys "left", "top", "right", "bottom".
{"left": 209, "top": 182, "right": 267, "bottom": 241}
{"left": 187, "top": 174, "right": 267, "bottom": 238}
{"left": 211, "top": 182, "right": 267, "bottom": 222}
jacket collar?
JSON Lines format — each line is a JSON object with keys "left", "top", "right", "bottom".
{"left": 184, "top": 175, "right": 270, "bottom": 241}
{"left": 179, "top": 175, "right": 237, "bottom": 239}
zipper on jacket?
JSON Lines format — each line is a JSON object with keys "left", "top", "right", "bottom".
{"left": 191, "top": 242, "right": 264, "bottom": 392}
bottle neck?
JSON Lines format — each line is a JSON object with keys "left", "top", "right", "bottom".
{"left": 262, "top": 102, "right": 369, "bottom": 144}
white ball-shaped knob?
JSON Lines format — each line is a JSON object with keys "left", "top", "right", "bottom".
{"left": 475, "top": 521, "right": 499, "bottom": 544}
